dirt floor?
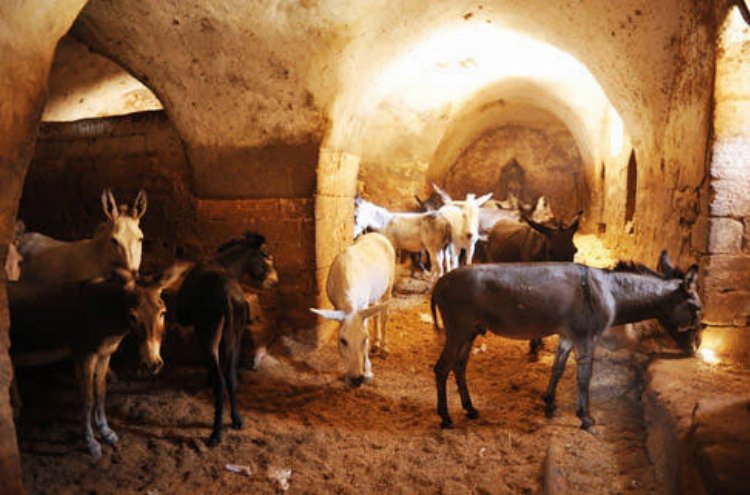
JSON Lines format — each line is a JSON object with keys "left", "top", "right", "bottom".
{"left": 16, "top": 301, "right": 662, "bottom": 494}
{"left": 16, "top": 236, "right": 669, "bottom": 494}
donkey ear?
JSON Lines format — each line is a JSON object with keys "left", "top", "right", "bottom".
{"left": 132, "top": 189, "right": 148, "bottom": 220}
{"left": 476, "top": 193, "right": 493, "bottom": 207}
{"left": 657, "top": 250, "right": 675, "bottom": 276}
{"left": 431, "top": 183, "right": 453, "bottom": 204}
{"left": 523, "top": 216, "right": 553, "bottom": 236}
{"left": 683, "top": 264, "right": 699, "bottom": 291}
{"left": 101, "top": 189, "right": 119, "bottom": 221}
{"left": 155, "top": 261, "right": 193, "bottom": 291}
{"left": 359, "top": 301, "right": 389, "bottom": 319}
{"left": 310, "top": 308, "right": 347, "bottom": 321}
{"left": 244, "top": 231, "right": 265, "bottom": 248}
{"left": 566, "top": 210, "right": 584, "bottom": 231}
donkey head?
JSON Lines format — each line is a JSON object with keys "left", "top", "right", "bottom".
{"left": 529, "top": 196, "right": 555, "bottom": 224}
{"left": 523, "top": 210, "right": 582, "bottom": 261}
{"left": 101, "top": 189, "right": 147, "bottom": 275}
{"left": 460, "top": 193, "right": 493, "bottom": 242}
{"left": 117, "top": 264, "right": 186, "bottom": 374}
{"left": 310, "top": 302, "right": 387, "bottom": 387}
{"left": 216, "top": 232, "right": 279, "bottom": 289}
{"left": 655, "top": 250, "right": 703, "bottom": 355}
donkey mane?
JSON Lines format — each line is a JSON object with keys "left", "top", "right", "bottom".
{"left": 217, "top": 232, "right": 266, "bottom": 253}
{"left": 609, "top": 260, "right": 684, "bottom": 279}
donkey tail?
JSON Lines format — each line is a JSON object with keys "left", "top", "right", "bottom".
{"left": 430, "top": 288, "right": 443, "bottom": 334}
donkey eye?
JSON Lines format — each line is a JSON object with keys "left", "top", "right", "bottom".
{"left": 339, "top": 338, "right": 348, "bottom": 347}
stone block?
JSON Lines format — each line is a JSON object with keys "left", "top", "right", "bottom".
{"left": 707, "top": 218, "right": 743, "bottom": 254}
{"left": 702, "top": 254, "right": 750, "bottom": 293}
{"left": 702, "top": 290, "right": 750, "bottom": 326}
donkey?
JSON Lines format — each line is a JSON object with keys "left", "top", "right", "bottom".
{"left": 174, "top": 231, "right": 278, "bottom": 446}
{"left": 354, "top": 196, "right": 451, "bottom": 279}
{"left": 432, "top": 188, "right": 493, "bottom": 272}
{"left": 311, "top": 232, "right": 395, "bottom": 386}
{"left": 18, "top": 189, "right": 147, "bottom": 283}
{"left": 487, "top": 212, "right": 582, "bottom": 358}
{"left": 430, "top": 250, "right": 702, "bottom": 430}
{"left": 9, "top": 267, "right": 180, "bottom": 457}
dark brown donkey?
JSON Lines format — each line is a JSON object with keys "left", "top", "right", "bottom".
{"left": 430, "top": 251, "right": 702, "bottom": 430}
{"left": 174, "top": 232, "right": 278, "bottom": 446}
{"left": 487, "top": 212, "right": 582, "bottom": 358}
{"left": 9, "top": 268, "right": 180, "bottom": 457}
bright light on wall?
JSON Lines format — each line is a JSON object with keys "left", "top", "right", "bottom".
{"left": 698, "top": 347, "right": 720, "bottom": 365}
{"left": 369, "top": 24, "right": 606, "bottom": 112}
{"left": 609, "top": 108, "right": 624, "bottom": 157}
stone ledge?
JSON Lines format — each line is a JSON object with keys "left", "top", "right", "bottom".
{"left": 643, "top": 359, "right": 750, "bottom": 495}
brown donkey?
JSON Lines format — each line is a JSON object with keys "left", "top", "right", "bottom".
{"left": 9, "top": 268, "right": 181, "bottom": 457}
{"left": 430, "top": 251, "right": 702, "bottom": 430}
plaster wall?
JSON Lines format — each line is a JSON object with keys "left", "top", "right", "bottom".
{"left": 0, "top": 2, "right": 90, "bottom": 493}
{"left": 443, "top": 124, "right": 586, "bottom": 221}
{"left": 42, "top": 35, "right": 162, "bottom": 122}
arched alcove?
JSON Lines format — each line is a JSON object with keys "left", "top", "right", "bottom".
{"left": 18, "top": 35, "right": 196, "bottom": 274}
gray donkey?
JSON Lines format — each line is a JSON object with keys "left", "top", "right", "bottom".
{"left": 430, "top": 251, "right": 702, "bottom": 430}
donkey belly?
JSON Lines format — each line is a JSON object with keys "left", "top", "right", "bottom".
{"left": 486, "top": 314, "right": 558, "bottom": 340}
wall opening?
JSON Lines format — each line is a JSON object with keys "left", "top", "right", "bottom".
{"left": 625, "top": 149, "right": 637, "bottom": 225}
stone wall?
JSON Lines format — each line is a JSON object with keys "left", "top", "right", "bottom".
{"left": 21, "top": 111, "right": 196, "bottom": 274}
{"left": 700, "top": 4, "right": 750, "bottom": 365}
{"left": 443, "top": 124, "right": 587, "bottom": 221}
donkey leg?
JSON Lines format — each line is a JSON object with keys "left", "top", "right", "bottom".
{"left": 454, "top": 333, "right": 479, "bottom": 419}
{"left": 202, "top": 319, "right": 226, "bottom": 447}
{"left": 76, "top": 356, "right": 101, "bottom": 458}
{"left": 573, "top": 340, "right": 596, "bottom": 430}
{"left": 227, "top": 344, "right": 243, "bottom": 430}
{"left": 94, "top": 354, "right": 118, "bottom": 445}
{"left": 528, "top": 338, "right": 544, "bottom": 361}
{"left": 542, "top": 338, "right": 573, "bottom": 418}
{"left": 379, "top": 306, "right": 390, "bottom": 357}
{"left": 434, "top": 332, "right": 461, "bottom": 428}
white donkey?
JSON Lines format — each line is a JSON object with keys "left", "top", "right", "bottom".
{"left": 433, "top": 186, "right": 493, "bottom": 272}
{"left": 310, "top": 233, "right": 395, "bottom": 387}
{"left": 18, "top": 189, "right": 148, "bottom": 283}
{"left": 354, "top": 196, "right": 452, "bottom": 279}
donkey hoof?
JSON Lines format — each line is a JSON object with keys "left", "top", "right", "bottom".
{"left": 206, "top": 433, "right": 222, "bottom": 447}
{"left": 87, "top": 440, "right": 103, "bottom": 459}
{"left": 378, "top": 349, "right": 389, "bottom": 359}
{"left": 231, "top": 417, "right": 244, "bottom": 430}
{"left": 439, "top": 418, "right": 453, "bottom": 429}
{"left": 466, "top": 408, "right": 480, "bottom": 420}
{"left": 101, "top": 429, "right": 119, "bottom": 445}
{"left": 544, "top": 406, "right": 557, "bottom": 419}
{"left": 527, "top": 353, "right": 540, "bottom": 363}
{"left": 579, "top": 417, "right": 596, "bottom": 431}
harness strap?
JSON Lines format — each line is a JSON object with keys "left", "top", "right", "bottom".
{"left": 578, "top": 264, "right": 595, "bottom": 312}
